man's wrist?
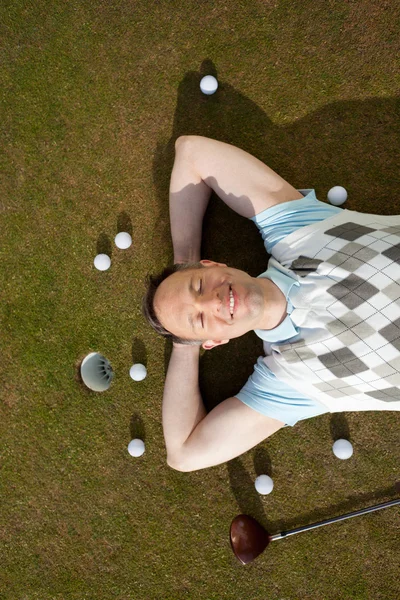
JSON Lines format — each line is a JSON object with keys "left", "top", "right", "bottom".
{"left": 172, "top": 341, "right": 202, "bottom": 351}
{"left": 174, "top": 255, "right": 201, "bottom": 265}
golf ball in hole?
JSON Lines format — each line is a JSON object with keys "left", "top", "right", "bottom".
{"left": 94, "top": 254, "right": 111, "bottom": 271}
{"left": 200, "top": 75, "right": 218, "bottom": 95}
{"left": 327, "top": 186, "right": 348, "bottom": 206}
{"left": 130, "top": 363, "right": 147, "bottom": 381}
{"left": 255, "top": 474, "right": 274, "bottom": 495}
{"left": 332, "top": 439, "right": 353, "bottom": 459}
{"left": 115, "top": 232, "right": 132, "bottom": 249}
{"left": 128, "top": 438, "right": 145, "bottom": 457}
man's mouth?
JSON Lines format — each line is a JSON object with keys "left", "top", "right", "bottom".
{"left": 229, "top": 285, "right": 235, "bottom": 318}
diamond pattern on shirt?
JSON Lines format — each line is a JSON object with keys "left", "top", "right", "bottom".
{"left": 285, "top": 221, "right": 400, "bottom": 403}
{"left": 382, "top": 243, "right": 400, "bottom": 264}
{"left": 324, "top": 223, "right": 376, "bottom": 241}
{"left": 327, "top": 275, "right": 379, "bottom": 309}
{"left": 366, "top": 387, "right": 399, "bottom": 401}
{"left": 319, "top": 348, "right": 369, "bottom": 376}
{"left": 290, "top": 256, "right": 324, "bottom": 277}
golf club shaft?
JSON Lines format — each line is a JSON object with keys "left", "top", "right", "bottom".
{"left": 270, "top": 498, "right": 400, "bottom": 541}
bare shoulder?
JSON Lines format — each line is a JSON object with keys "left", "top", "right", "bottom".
{"left": 175, "top": 135, "right": 304, "bottom": 218}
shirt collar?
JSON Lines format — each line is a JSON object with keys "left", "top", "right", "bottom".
{"left": 253, "top": 263, "right": 300, "bottom": 342}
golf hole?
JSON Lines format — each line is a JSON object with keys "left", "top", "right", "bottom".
{"left": 76, "top": 352, "right": 114, "bottom": 392}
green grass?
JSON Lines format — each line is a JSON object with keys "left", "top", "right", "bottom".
{"left": 1, "top": 0, "right": 400, "bottom": 598}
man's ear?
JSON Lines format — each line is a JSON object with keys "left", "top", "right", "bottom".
{"left": 202, "top": 339, "right": 230, "bottom": 351}
{"left": 200, "top": 259, "right": 227, "bottom": 268}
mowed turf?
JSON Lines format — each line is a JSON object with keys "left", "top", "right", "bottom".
{"left": 1, "top": 0, "right": 400, "bottom": 598}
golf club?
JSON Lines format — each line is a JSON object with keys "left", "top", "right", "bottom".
{"left": 230, "top": 498, "right": 400, "bottom": 565}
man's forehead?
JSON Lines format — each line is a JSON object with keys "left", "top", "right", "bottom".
{"left": 155, "top": 267, "right": 194, "bottom": 310}
{"left": 154, "top": 268, "right": 199, "bottom": 337}
{"left": 165, "top": 266, "right": 199, "bottom": 289}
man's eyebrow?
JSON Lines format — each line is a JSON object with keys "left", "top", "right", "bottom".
{"left": 188, "top": 276, "right": 196, "bottom": 334}
{"left": 188, "top": 313, "right": 195, "bottom": 334}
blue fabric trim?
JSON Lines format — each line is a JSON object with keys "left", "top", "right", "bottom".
{"left": 250, "top": 189, "right": 342, "bottom": 255}
{"left": 235, "top": 357, "right": 328, "bottom": 427}
{"left": 254, "top": 267, "right": 300, "bottom": 342}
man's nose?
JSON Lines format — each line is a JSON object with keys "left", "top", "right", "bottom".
{"left": 195, "top": 290, "right": 222, "bottom": 314}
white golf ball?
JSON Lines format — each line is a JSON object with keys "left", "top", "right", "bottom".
{"left": 94, "top": 254, "right": 111, "bottom": 271}
{"left": 327, "top": 186, "right": 348, "bottom": 206}
{"left": 115, "top": 232, "right": 132, "bottom": 249}
{"left": 255, "top": 474, "right": 274, "bottom": 495}
{"left": 129, "top": 363, "right": 147, "bottom": 381}
{"left": 128, "top": 438, "right": 145, "bottom": 457}
{"left": 200, "top": 75, "right": 218, "bottom": 95}
{"left": 332, "top": 439, "right": 353, "bottom": 460}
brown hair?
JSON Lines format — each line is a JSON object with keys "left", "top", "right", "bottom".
{"left": 142, "top": 262, "right": 206, "bottom": 345}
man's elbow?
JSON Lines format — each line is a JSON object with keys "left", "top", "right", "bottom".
{"left": 175, "top": 135, "right": 191, "bottom": 152}
{"left": 166, "top": 450, "right": 197, "bottom": 473}
{"left": 175, "top": 135, "right": 201, "bottom": 156}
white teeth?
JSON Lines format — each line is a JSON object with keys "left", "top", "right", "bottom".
{"left": 229, "top": 288, "right": 234, "bottom": 316}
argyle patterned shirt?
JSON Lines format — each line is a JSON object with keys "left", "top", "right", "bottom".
{"left": 261, "top": 209, "right": 400, "bottom": 413}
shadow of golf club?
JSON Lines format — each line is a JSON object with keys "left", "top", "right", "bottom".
{"left": 255, "top": 483, "right": 399, "bottom": 538}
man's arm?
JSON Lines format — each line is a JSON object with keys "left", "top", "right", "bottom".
{"left": 163, "top": 343, "right": 284, "bottom": 472}
{"left": 163, "top": 135, "right": 293, "bottom": 470}
{"left": 169, "top": 135, "right": 304, "bottom": 264}
{"left": 169, "top": 136, "right": 212, "bottom": 264}
{"left": 162, "top": 344, "right": 206, "bottom": 458}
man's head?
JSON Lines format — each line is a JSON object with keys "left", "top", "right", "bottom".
{"left": 142, "top": 260, "right": 270, "bottom": 350}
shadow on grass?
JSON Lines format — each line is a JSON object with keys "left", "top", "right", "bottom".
{"left": 227, "top": 458, "right": 266, "bottom": 527}
{"left": 330, "top": 413, "right": 351, "bottom": 442}
{"left": 268, "top": 482, "right": 399, "bottom": 537}
{"left": 131, "top": 338, "right": 147, "bottom": 370}
{"left": 129, "top": 412, "right": 146, "bottom": 443}
{"left": 253, "top": 447, "right": 273, "bottom": 478}
{"left": 117, "top": 211, "right": 133, "bottom": 236}
{"left": 96, "top": 232, "right": 112, "bottom": 258}
{"left": 95, "top": 213, "right": 132, "bottom": 258}
{"left": 151, "top": 58, "right": 399, "bottom": 412}
{"left": 149, "top": 59, "right": 399, "bottom": 529}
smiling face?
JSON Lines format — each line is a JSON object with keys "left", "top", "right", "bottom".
{"left": 153, "top": 260, "right": 269, "bottom": 350}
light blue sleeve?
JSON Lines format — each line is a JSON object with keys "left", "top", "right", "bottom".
{"left": 235, "top": 357, "right": 328, "bottom": 426}
{"left": 250, "top": 189, "right": 342, "bottom": 255}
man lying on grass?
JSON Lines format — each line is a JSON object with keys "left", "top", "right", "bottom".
{"left": 142, "top": 135, "right": 400, "bottom": 472}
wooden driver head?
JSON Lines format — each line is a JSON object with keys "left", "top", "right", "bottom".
{"left": 230, "top": 514, "right": 271, "bottom": 565}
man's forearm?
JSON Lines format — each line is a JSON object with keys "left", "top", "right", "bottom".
{"left": 169, "top": 137, "right": 212, "bottom": 263}
{"left": 162, "top": 344, "right": 206, "bottom": 463}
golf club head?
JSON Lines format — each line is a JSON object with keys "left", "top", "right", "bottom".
{"left": 230, "top": 514, "right": 271, "bottom": 565}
